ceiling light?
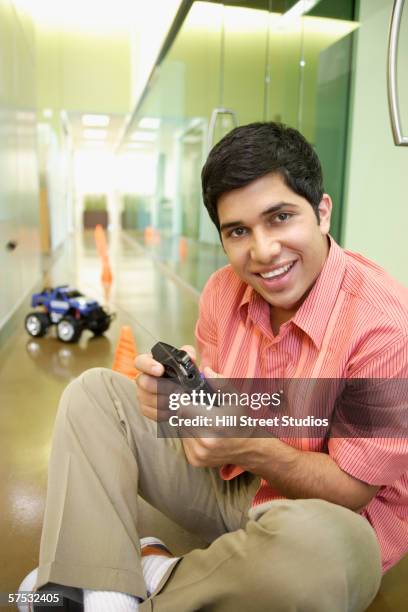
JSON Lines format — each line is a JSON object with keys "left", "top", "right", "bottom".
{"left": 17, "top": 111, "right": 35, "bottom": 121}
{"left": 82, "top": 114, "right": 110, "bottom": 127}
{"left": 127, "top": 143, "right": 148, "bottom": 149}
{"left": 82, "top": 141, "right": 106, "bottom": 148}
{"left": 138, "top": 118, "right": 161, "bottom": 130}
{"left": 83, "top": 129, "right": 107, "bottom": 140}
{"left": 182, "top": 135, "right": 202, "bottom": 144}
{"left": 131, "top": 131, "right": 157, "bottom": 142}
{"left": 43, "top": 108, "right": 53, "bottom": 119}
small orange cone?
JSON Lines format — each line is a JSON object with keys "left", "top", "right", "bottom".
{"left": 102, "top": 282, "right": 112, "bottom": 303}
{"left": 101, "top": 255, "right": 113, "bottom": 285}
{"left": 112, "top": 326, "right": 138, "bottom": 379}
{"left": 101, "top": 258, "right": 113, "bottom": 302}
{"left": 94, "top": 224, "right": 108, "bottom": 259}
{"left": 144, "top": 226, "right": 153, "bottom": 245}
{"left": 95, "top": 225, "right": 114, "bottom": 292}
{"left": 178, "top": 237, "right": 188, "bottom": 261}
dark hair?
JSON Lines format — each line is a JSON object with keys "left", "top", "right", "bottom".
{"left": 201, "top": 122, "right": 324, "bottom": 232}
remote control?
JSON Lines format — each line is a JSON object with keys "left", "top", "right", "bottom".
{"left": 151, "top": 341, "right": 215, "bottom": 396}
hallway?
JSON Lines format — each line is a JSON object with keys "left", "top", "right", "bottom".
{"left": 0, "top": 230, "right": 205, "bottom": 598}
{"left": 0, "top": 0, "right": 407, "bottom": 608}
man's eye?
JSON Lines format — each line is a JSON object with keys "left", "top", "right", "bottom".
{"left": 275, "top": 212, "right": 291, "bottom": 223}
{"left": 230, "top": 227, "right": 247, "bottom": 238}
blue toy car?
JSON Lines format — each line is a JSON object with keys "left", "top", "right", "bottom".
{"left": 25, "top": 286, "right": 114, "bottom": 343}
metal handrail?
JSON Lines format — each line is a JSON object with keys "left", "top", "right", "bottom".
{"left": 207, "top": 108, "right": 238, "bottom": 152}
{"left": 387, "top": 0, "right": 408, "bottom": 146}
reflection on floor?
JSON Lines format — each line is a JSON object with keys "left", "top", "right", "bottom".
{"left": 0, "top": 230, "right": 406, "bottom": 610}
{"left": 125, "top": 229, "right": 227, "bottom": 293}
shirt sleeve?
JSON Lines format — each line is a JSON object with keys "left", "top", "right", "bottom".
{"left": 195, "top": 273, "right": 245, "bottom": 481}
{"left": 195, "top": 271, "right": 220, "bottom": 371}
{"left": 329, "top": 336, "right": 408, "bottom": 485}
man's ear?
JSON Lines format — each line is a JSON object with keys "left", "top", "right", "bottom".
{"left": 318, "top": 194, "right": 332, "bottom": 235}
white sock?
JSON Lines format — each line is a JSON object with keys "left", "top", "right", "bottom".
{"left": 83, "top": 590, "right": 141, "bottom": 612}
{"left": 142, "top": 555, "right": 179, "bottom": 596}
{"left": 140, "top": 537, "right": 179, "bottom": 596}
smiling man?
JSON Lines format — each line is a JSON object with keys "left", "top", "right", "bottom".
{"left": 216, "top": 172, "right": 331, "bottom": 335}
{"left": 30, "top": 123, "right": 408, "bottom": 612}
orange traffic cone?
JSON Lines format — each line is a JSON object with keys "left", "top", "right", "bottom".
{"left": 101, "top": 255, "right": 113, "bottom": 285}
{"left": 102, "top": 281, "right": 112, "bottom": 303}
{"left": 112, "top": 326, "right": 138, "bottom": 379}
{"left": 95, "top": 225, "right": 114, "bottom": 293}
{"left": 144, "top": 226, "right": 153, "bottom": 245}
{"left": 178, "top": 237, "right": 188, "bottom": 261}
{"left": 94, "top": 224, "right": 108, "bottom": 259}
{"left": 101, "top": 257, "right": 113, "bottom": 302}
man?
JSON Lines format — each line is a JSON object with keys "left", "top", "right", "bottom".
{"left": 28, "top": 123, "right": 407, "bottom": 611}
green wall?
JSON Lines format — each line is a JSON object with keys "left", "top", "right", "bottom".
{"left": 343, "top": 0, "right": 408, "bottom": 285}
{"left": 0, "top": 0, "right": 40, "bottom": 328}
{"left": 36, "top": 25, "right": 131, "bottom": 114}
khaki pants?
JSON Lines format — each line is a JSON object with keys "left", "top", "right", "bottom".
{"left": 36, "top": 368, "right": 382, "bottom": 611}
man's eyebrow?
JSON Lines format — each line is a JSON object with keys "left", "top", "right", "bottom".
{"left": 260, "top": 202, "right": 296, "bottom": 217}
{"left": 219, "top": 202, "right": 296, "bottom": 232}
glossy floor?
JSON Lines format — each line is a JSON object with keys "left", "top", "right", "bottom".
{"left": 0, "top": 230, "right": 205, "bottom": 606}
{"left": 0, "top": 230, "right": 406, "bottom": 610}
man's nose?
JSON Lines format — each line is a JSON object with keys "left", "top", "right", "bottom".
{"left": 250, "top": 232, "right": 281, "bottom": 263}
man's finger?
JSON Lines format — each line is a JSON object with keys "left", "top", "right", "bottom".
{"left": 180, "top": 344, "right": 196, "bottom": 362}
{"left": 136, "top": 372, "right": 160, "bottom": 394}
{"left": 203, "top": 366, "right": 220, "bottom": 379}
{"left": 134, "top": 353, "right": 164, "bottom": 376}
{"left": 141, "top": 405, "right": 160, "bottom": 422}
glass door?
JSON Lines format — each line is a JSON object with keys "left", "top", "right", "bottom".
{"left": 302, "top": 0, "right": 357, "bottom": 241}
{"left": 266, "top": 0, "right": 358, "bottom": 241}
{"left": 177, "top": 119, "right": 208, "bottom": 240}
{"left": 220, "top": 1, "right": 270, "bottom": 126}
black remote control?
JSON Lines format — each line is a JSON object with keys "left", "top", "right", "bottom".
{"left": 151, "top": 341, "right": 215, "bottom": 396}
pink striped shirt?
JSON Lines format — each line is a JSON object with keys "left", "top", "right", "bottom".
{"left": 195, "top": 237, "right": 408, "bottom": 572}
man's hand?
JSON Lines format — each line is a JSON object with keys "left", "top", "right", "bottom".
{"left": 179, "top": 365, "right": 259, "bottom": 469}
{"left": 182, "top": 434, "right": 257, "bottom": 469}
{"left": 179, "top": 367, "right": 380, "bottom": 511}
{"left": 135, "top": 345, "right": 196, "bottom": 421}
{"left": 136, "top": 355, "right": 380, "bottom": 511}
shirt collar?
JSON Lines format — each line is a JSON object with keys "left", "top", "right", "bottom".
{"left": 292, "top": 237, "right": 346, "bottom": 349}
{"left": 238, "top": 236, "right": 346, "bottom": 349}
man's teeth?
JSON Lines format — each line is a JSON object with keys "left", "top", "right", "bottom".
{"left": 260, "top": 262, "right": 293, "bottom": 279}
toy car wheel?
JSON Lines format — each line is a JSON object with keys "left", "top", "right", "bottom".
{"left": 93, "top": 320, "right": 111, "bottom": 336}
{"left": 25, "top": 312, "right": 50, "bottom": 338}
{"left": 57, "top": 317, "right": 82, "bottom": 343}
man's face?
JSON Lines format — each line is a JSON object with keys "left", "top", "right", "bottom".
{"left": 218, "top": 172, "right": 332, "bottom": 326}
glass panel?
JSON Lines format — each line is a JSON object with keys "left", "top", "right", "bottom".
{"left": 118, "top": 0, "right": 359, "bottom": 288}
{"left": 221, "top": 2, "right": 270, "bottom": 127}
{"left": 179, "top": 120, "right": 207, "bottom": 240}
{"left": 121, "top": 1, "right": 223, "bottom": 239}
{"left": 267, "top": 0, "right": 357, "bottom": 241}
{"left": 268, "top": 8, "right": 302, "bottom": 126}
{"left": 119, "top": 1, "right": 227, "bottom": 291}
{"left": 301, "top": 0, "right": 357, "bottom": 240}
{"left": 164, "top": 1, "right": 223, "bottom": 243}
